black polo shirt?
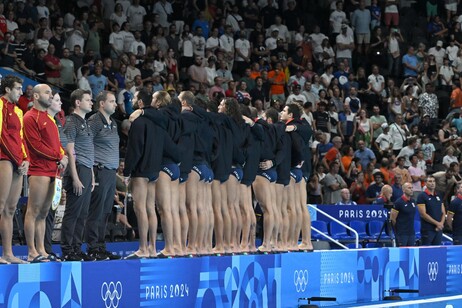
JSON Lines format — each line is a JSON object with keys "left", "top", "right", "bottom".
{"left": 392, "top": 195, "right": 416, "bottom": 235}
{"left": 417, "top": 189, "right": 443, "bottom": 232}
{"left": 88, "top": 111, "right": 119, "bottom": 170}
{"left": 64, "top": 113, "right": 94, "bottom": 169}
{"left": 449, "top": 194, "right": 462, "bottom": 236}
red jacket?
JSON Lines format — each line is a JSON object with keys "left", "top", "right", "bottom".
{"left": 23, "top": 108, "right": 64, "bottom": 176}
{"left": 0, "top": 97, "right": 28, "bottom": 166}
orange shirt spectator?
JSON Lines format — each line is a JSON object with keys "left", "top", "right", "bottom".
{"left": 268, "top": 67, "right": 285, "bottom": 95}
{"left": 450, "top": 84, "right": 462, "bottom": 109}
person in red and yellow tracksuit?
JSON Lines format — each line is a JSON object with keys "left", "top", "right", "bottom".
{"left": 23, "top": 84, "right": 68, "bottom": 263}
{"left": 0, "top": 75, "right": 29, "bottom": 264}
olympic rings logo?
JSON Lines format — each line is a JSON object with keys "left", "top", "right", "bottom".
{"left": 294, "top": 270, "right": 309, "bottom": 292}
{"left": 101, "top": 281, "right": 123, "bottom": 308}
{"left": 427, "top": 262, "right": 438, "bottom": 282}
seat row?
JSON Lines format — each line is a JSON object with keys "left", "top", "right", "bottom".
{"left": 311, "top": 220, "right": 422, "bottom": 241}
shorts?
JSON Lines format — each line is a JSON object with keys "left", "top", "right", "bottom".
{"left": 179, "top": 173, "right": 188, "bottom": 183}
{"left": 356, "top": 33, "right": 370, "bottom": 44}
{"left": 0, "top": 159, "right": 18, "bottom": 172}
{"left": 161, "top": 163, "right": 180, "bottom": 181}
{"left": 257, "top": 167, "right": 277, "bottom": 183}
{"left": 148, "top": 173, "right": 159, "bottom": 183}
{"left": 230, "top": 167, "right": 243, "bottom": 182}
{"left": 290, "top": 168, "right": 303, "bottom": 184}
{"left": 192, "top": 164, "right": 214, "bottom": 183}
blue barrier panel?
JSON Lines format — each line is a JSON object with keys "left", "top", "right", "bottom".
{"left": 419, "top": 246, "right": 447, "bottom": 296}
{"left": 0, "top": 246, "right": 461, "bottom": 307}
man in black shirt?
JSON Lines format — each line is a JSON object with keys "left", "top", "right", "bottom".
{"left": 391, "top": 182, "right": 417, "bottom": 246}
{"left": 61, "top": 89, "right": 96, "bottom": 262}
{"left": 86, "top": 91, "right": 121, "bottom": 260}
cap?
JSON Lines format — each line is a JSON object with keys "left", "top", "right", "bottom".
{"left": 423, "top": 113, "right": 430, "bottom": 118}
{"left": 381, "top": 123, "right": 389, "bottom": 129}
{"left": 272, "top": 27, "right": 279, "bottom": 32}
{"left": 436, "top": 40, "right": 443, "bottom": 47}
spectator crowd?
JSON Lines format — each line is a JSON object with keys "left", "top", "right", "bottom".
{"left": 2, "top": 0, "right": 462, "bottom": 260}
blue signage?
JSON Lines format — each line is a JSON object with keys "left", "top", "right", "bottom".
{"left": 315, "top": 205, "right": 389, "bottom": 223}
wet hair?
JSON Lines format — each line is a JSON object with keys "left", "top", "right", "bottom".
{"left": 223, "top": 97, "right": 244, "bottom": 124}
{"left": 136, "top": 87, "right": 151, "bottom": 107}
{"left": 286, "top": 103, "right": 301, "bottom": 119}
{"left": 265, "top": 108, "right": 279, "bottom": 124}
{"left": 0, "top": 75, "right": 22, "bottom": 95}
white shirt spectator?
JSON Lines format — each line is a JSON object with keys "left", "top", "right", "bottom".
{"left": 153, "top": 1, "right": 173, "bottom": 28}
{"left": 110, "top": 13, "right": 127, "bottom": 28}
{"left": 309, "top": 32, "right": 328, "bottom": 54}
{"left": 78, "top": 76, "right": 92, "bottom": 92}
{"left": 336, "top": 33, "right": 354, "bottom": 59}
{"left": 235, "top": 38, "right": 251, "bottom": 61}
{"left": 265, "top": 36, "right": 278, "bottom": 51}
{"left": 179, "top": 38, "right": 194, "bottom": 57}
{"left": 226, "top": 13, "right": 243, "bottom": 32}
{"left": 36, "top": 4, "right": 50, "bottom": 20}
{"left": 446, "top": 44, "right": 459, "bottom": 62}
{"left": 63, "top": 13, "right": 75, "bottom": 28}
{"left": 368, "top": 74, "right": 385, "bottom": 93}
{"left": 389, "top": 123, "right": 408, "bottom": 150}
{"left": 109, "top": 31, "right": 125, "bottom": 54}
{"left": 130, "top": 41, "right": 147, "bottom": 59}
{"left": 439, "top": 64, "right": 454, "bottom": 86}
{"left": 206, "top": 36, "right": 220, "bottom": 51}
{"left": 330, "top": 9, "right": 346, "bottom": 34}
{"left": 397, "top": 146, "right": 415, "bottom": 167}
{"left": 288, "top": 75, "right": 306, "bottom": 89}
{"left": 375, "top": 132, "right": 393, "bottom": 151}
{"left": 267, "top": 24, "right": 290, "bottom": 42}
{"left": 192, "top": 35, "right": 206, "bottom": 57}
{"left": 121, "top": 30, "right": 135, "bottom": 53}
{"left": 286, "top": 93, "right": 307, "bottom": 105}
{"left": 6, "top": 19, "right": 18, "bottom": 33}
{"left": 65, "top": 30, "right": 84, "bottom": 51}
{"left": 428, "top": 46, "right": 446, "bottom": 67}
{"left": 205, "top": 66, "right": 217, "bottom": 86}
{"left": 220, "top": 34, "right": 234, "bottom": 54}
{"left": 127, "top": 4, "right": 146, "bottom": 31}
{"left": 443, "top": 154, "right": 458, "bottom": 168}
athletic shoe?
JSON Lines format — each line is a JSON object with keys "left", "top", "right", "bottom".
{"left": 75, "top": 251, "right": 96, "bottom": 262}
{"left": 100, "top": 249, "right": 122, "bottom": 260}
{"left": 88, "top": 250, "right": 110, "bottom": 261}
{"left": 63, "top": 252, "right": 84, "bottom": 262}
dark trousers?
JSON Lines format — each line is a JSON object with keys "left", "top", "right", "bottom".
{"left": 44, "top": 208, "right": 56, "bottom": 254}
{"left": 85, "top": 167, "right": 116, "bottom": 252}
{"left": 396, "top": 234, "right": 416, "bottom": 247}
{"left": 421, "top": 229, "right": 443, "bottom": 246}
{"left": 60, "top": 165, "right": 93, "bottom": 255}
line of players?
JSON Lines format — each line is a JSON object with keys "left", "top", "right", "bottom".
{"left": 123, "top": 89, "right": 314, "bottom": 257}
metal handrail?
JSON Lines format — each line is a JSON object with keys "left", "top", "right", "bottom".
{"left": 308, "top": 204, "right": 360, "bottom": 249}
{"left": 443, "top": 233, "right": 453, "bottom": 242}
{"left": 311, "top": 226, "right": 349, "bottom": 249}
